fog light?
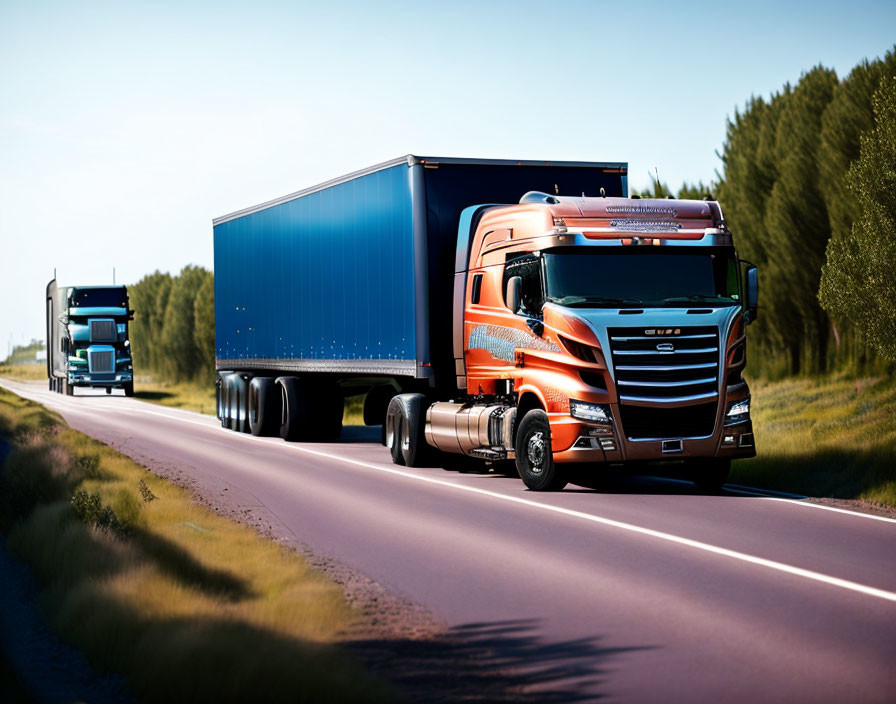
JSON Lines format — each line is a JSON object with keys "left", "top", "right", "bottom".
{"left": 570, "top": 400, "right": 612, "bottom": 423}
{"left": 723, "top": 434, "right": 736, "bottom": 445}
{"left": 725, "top": 398, "right": 750, "bottom": 426}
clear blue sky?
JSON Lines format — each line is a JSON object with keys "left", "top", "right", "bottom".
{"left": 1, "top": 0, "right": 894, "bottom": 352}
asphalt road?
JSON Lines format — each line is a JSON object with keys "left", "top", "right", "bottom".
{"left": 4, "top": 379, "right": 895, "bottom": 702}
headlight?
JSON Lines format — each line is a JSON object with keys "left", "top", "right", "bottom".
{"left": 725, "top": 398, "right": 750, "bottom": 425}
{"left": 570, "top": 399, "right": 612, "bottom": 423}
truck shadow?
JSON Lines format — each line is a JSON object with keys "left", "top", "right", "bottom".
{"left": 345, "top": 617, "right": 652, "bottom": 702}
{"left": 133, "top": 391, "right": 175, "bottom": 401}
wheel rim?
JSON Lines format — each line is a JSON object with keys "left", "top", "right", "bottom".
{"left": 526, "top": 431, "right": 546, "bottom": 474}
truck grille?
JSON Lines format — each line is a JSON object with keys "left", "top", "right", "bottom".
{"left": 88, "top": 350, "right": 114, "bottom": 373}
{"left": 619, "top": 403, "right": 718, "bottom": 440}
{"left": 90, "top": 320, "right": 117, "bottom": 342}
{"left": 608, "top": 326, "right": 720, "bottom": 439}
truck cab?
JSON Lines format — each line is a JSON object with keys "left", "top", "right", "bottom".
{"left": 419, "top": 193, "right": 757, "bottom": 490}
{"left": 46, "top": 280, "right": 135, "bottom": 396}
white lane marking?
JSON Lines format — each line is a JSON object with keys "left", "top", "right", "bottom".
{"left": 6, "top": 382, "right": 896, "bottom": 602}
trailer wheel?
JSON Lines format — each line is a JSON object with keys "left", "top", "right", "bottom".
{"left": 386, "top": 394, "right": 431, "bottom": 468}
{"left": 277, "top": 376, "right": 312, "bottom": 441}
{"left": 249, "top": 377, "right": 280, "bottom": 436}
{"left": 228, "top": 374, "right": 251, "bottom": 433}
{"left": 124, "top": 382, "right": 134, "bottom": 397}
{"left": 687, "top": 458, "right": 731, "bottom": 492}
{"left": 514, "top": 410, "right": 566, "bottom": 491}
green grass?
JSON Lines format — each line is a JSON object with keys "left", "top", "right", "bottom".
{"left": 732, "top": 374, "right": 896, "bottom": 506}
{"left": 0, "top": 387, "right": 391, "bottom": 703}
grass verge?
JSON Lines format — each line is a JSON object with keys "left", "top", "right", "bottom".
{"left": 0, "top": 365, "right": 44, "bottom": 382}
{"left": 134, "top": 375, "right": 367, "bottom": 425}
{"left": 132, "top": 376, "right": 217, "bottom": 415}
{"left": 732, "top": 374, "right": 896, "bottom": 507}
{"left": 0, "top": 387, "right": 391, "bottom": 703}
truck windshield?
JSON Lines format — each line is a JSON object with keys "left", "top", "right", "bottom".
{"left": 543, "top": 248, "right": 739, "bottom": 308}
{"left": 70, "top": 288, "right": 128, "bottom": 308}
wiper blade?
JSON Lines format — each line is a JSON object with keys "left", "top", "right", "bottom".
{"left": 550, "top": 296, "right": 644, "bottom": 307}
{"left": 662, "top": 294, "right": 733, "bottom": 306}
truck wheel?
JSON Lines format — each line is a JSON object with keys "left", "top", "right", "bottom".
{"left": 386, "top": 394, "right": 431, "bottom": 468}
{"left": 216, "top": 371, "right": 232, "bottom": 425}
{"left": 687, "top": 458, "right": 731, "bottom": 492}
{"left": 106, "top": 387, "right": 112, "bottom": 395}
{"left": 124, "top": 382, "right": 134, "bottom": 397}
{"left": 249, "top": 377, "right": 280, "bottom": 436}
{"left": 65, "top": 381, "right": 74, "bottom": 397}
{"left": 277, "top": 376, "right": 313, "bottom": 441}
{"left": 515, "top": 410, "right": 567, "bottom": 491}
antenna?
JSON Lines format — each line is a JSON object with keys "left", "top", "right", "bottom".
{"left": 54, "top": 267, "right": 57, "bottom": 281}
{"left": 113, "top": 267, "right": 116, "bottom": 285}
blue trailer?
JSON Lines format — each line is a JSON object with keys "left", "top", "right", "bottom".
{"left": 213, "top": 155, "right": 628, "bottom": 445}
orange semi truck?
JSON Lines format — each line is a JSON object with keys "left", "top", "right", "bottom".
{"left": 214, "top": 156, "right": 757, "bottom": 491}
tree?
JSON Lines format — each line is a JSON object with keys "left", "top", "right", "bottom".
{"left": 762, "top": 66, "right": 837, "bottom": 374}
{"left": 677, "top": 181, "right": 714, "bottom": 200}
{"left": 193, "top": 271, "right": 216, "bottom": 381}
{"left": 160, "top": 265, "right": 208, "bottom": 381}
{"left": 128, "top": 271, "right": 172, "bottom": 374}
{"left": 819, "top": 76, "right": 896, "bottom": 359}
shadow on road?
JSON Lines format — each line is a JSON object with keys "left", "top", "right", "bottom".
{"left": 346, "top": 617, "right": 651, "bottom": 702}
{"left": 134, "top": 391, "right": 175, "bottom": 401}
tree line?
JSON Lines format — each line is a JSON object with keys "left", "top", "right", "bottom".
{"left": 637, "top": 48, "right": 895, "bottom": 377}
{"left": 128, "top": 266, "right": 215, "bottom": 383}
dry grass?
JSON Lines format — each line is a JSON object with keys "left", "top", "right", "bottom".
{"left": 135, "top": 376, "right": 370, "bottom": 427}
{"left": 132, "top": 376, "right": 217, "bottom": 416}
{"left": 732, "top": 374, "right": 896, "bottom": 506}
{"left": 0, "top": 364, "right": 46, "bottom": 382}
{"left": 0, "top": 387, "right": 391, "bottom": 703}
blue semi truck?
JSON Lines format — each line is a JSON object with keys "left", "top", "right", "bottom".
{"left": 213, "top": 155, "right": 757, "bottom": 490}
{"left": 46, "top": 279, "right": 135, "bottom": 396}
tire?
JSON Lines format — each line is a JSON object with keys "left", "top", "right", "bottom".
{"left": 106, "top": 387, "right": 112, "bottom": 395}
{"left": 514, "top": 409, "right": 567, "bottom": 491}
{"left": 277, "top": 377, "right": 312, "bottom": 441}
{"left": 49, "top": 378, "right": 54, "bottom": 391}
{"left": 231, "top": 375, "right": 251, "bottom": 433}
{"left": 386, "top": 394, "right": 431, "bottom": 468}
{"left": 216, "top": 371, "right": 232, "bottom": 426}
{"left": 123, "top": 382, "right": 134, "bottom": 397}
{"left": 687, "top": 458, "right": 731, "bottom": 492}
{"left": 65, "top": 380, "right": 74, "bottom": 396}
{"left": 248, "top": 377, "right": 280, "bottom": 436}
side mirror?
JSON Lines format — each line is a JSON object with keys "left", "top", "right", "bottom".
{"left": 506, "top": 276, "right": 522, "bottom": 314}
{"left": 128, "top": 310, "right": 136, "bottom": 320}
{"left": 745, "top": 266, "right": 758, "bottom": 324}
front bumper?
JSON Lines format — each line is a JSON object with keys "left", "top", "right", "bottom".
{"left": 550, "top": 393, "right": 756, "bottom": 464}
{"left": 68, "top": 371, "right": 133, "bottom": 388}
